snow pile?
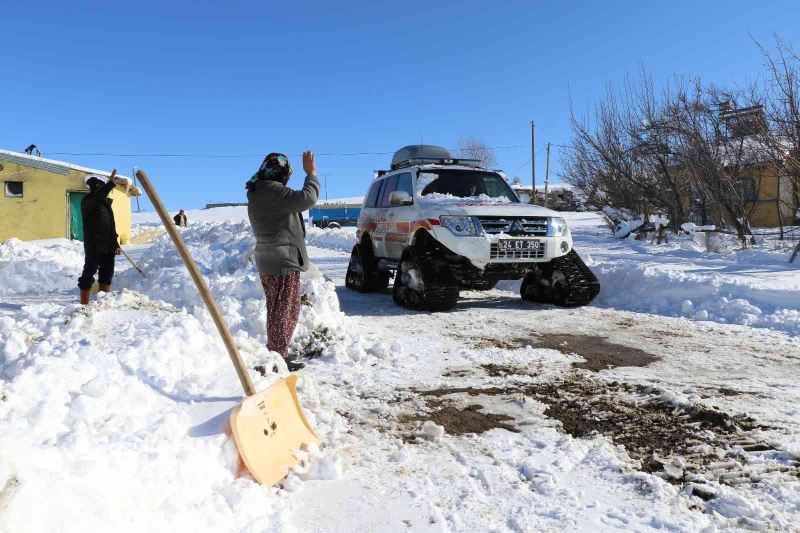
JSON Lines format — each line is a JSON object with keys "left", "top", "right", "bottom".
{"left": 0, "top": 238, "right": 85, "bottom": 295}
{"left": 574, "top": 234, "right": 800, "bottom": 337}
{"left": 132, "top": 205, "right": 250, "bottom": 225}
{"left": 0, "top": 291, "right": 346, "bottom": 532}
{"left": 116, "top": 220, "right": 352, "bottom": 361}
{"left": 0, "top": 220, "right": 363, "bottom": 531}
{"left": 304, "top": 226, "right": 357, "bottom": 253}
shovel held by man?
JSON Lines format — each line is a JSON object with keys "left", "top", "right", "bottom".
{"left": 135, "top": 169, "right": 320, "bottom": 486}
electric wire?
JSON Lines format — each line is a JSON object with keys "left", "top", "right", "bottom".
{"left": 41, "top": 144, "right": 532, "bottom": 159}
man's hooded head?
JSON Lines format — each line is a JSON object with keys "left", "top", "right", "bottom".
{"left": 84, "top": 174, "right": 108, "bottom": 191}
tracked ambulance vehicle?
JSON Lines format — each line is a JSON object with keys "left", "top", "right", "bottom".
{"left": 345, "top": 145, "right": 600, "bottom": 311}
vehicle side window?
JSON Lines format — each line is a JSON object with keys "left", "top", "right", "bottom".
{"left": 380, "top": 174, "right": 399, "bottom": 207}
{"left": 365, "top": 180, "right": 382, "bottom": 207}
{"left": 395, "top": 173, "right": 413, "bottom": 204}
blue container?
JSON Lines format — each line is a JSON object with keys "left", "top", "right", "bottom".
{"left": 310, "top": 206, "right": 361, "bottom": 226}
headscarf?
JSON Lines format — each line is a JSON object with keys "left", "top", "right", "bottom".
{"left": 246, "top": 153, "right": 292, "bottom": 190}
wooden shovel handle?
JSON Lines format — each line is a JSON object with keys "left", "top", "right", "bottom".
{"left": 136, "top": 170, "right": 256, "bottom": 396}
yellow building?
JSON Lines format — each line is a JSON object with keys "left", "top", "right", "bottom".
{"left": 0, "top": 149, "right": 141, "bottom": 244}
{"left": 739, "top": 162, "right": 798, "bottom": 228}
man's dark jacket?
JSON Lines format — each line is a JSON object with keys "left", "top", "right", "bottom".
{"left": 81, "top": 181, "right": 119, "bottom": 255}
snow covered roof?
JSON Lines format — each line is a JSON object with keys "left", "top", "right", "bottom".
{"left": 316, "top": 196, "right": 364, "bottom": 207}
{"left": 0, "top": 148, "right": 140, "bottom": 195}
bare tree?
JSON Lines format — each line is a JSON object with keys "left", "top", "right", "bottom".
{"left": 561, "top": 37, "right": 800, "bottom": 246}
{"left": 457, "top": 136, "right": 497, "bottom": 168}
{"left": 560, "top": 73, "right": 689, "bottom": 230}
{"left": 753, "top": 34, "right": 800, "bottom": 239}
{"left": 667, "top": 82, "right": 766, "bottom": 244}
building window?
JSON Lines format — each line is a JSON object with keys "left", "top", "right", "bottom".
{"left": 4, "top": 181, "right": 23, "bottom": 198}
{"left": 738, "top": 177, "right": 758, "bottom": 203}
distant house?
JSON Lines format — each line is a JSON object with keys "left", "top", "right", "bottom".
{"left": 728, "top": 159, "right": 798, "bottom": 227}
{"left": 0, "top": 148, "right": 141, "bottom": 243}
{"left": 689, "top": 105, "right": 800, "bottom": 228}
{"left": 510, "top": 179, "right": 582, "bottom": 211}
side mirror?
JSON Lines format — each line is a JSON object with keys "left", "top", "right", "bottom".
{"left": 389, "top": 190, "right": 413, "bottom": 206}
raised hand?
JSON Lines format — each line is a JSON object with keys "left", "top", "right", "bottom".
{"left": 302, "top": 150, "right": 316, "bottom": 176}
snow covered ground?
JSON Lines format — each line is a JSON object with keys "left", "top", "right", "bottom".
{"left": 1, "top": 213, "right": 799, "bottom": 532}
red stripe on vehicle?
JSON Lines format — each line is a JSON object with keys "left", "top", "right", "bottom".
{"left": 411, "top": 220, "right": 432, "bottom": 232}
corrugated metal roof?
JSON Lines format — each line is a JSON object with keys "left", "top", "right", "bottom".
{"left": 0, "top": 148, "right": 140, "bottom": 196}
{"left": 0, "top": 152, "right": 70, "bottom": 175}
{"left": 0, "top": 148, "right": 131, "bottom": 181}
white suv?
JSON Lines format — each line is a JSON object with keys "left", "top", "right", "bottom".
{"left": 345, "top": 145, "right": 599, "bottom": 311}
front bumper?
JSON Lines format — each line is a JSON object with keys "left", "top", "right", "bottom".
{"left": 431, "top": 228, "right": 573, "bottom": 268}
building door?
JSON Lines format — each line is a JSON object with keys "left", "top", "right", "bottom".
{"left": 68, "top": 192, "right": 87, "bottom": 241}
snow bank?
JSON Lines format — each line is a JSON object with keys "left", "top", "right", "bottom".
{"left": 0, "top": 221, "right": 365, "bottom": 532}
{"left": 0, "top": 291, "right": 346, "bottom": 532}
{"left": 116, "top": 220, "right": 354, "bottom": 361}
{"left": 305, "top": 227, "right": 357, "bottom": 253}
{"left": 132, "top": 205, "right": 250, "bottom": 224}
{"left": 586, "top": 261, "right": 800, "bottom": 336}
{"left": 0, "top": 238, "right": 85, "bottom": 295}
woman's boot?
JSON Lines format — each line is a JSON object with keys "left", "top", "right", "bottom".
{"left": 99, "top": 284, "right": 111, "bottom": 293}
{"left": 80, "top": 290, "right": 90, "bottom": 305}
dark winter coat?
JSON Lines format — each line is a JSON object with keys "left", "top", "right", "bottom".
{"left": 173, "top": 213, "right": 187, "bottom": 227}
{"left": 247, "top": 174, "right": 319, "bottom": 275}
{"left": 81, "top": 180, "right": 119, "bottom": 255}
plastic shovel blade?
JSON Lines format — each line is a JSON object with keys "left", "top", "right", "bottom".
{"left": 229, "top": 375, "right": 321, "bottom": 486}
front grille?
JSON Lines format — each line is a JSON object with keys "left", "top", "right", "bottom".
{"left": 478, "top": 217, "right": 548, "bottom": 236}
{"left": 490, "top": 242, "right": 546, "bottom": 259}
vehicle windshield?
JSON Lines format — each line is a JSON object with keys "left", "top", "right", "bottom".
{"left": 418, "top": 169, "right": 519, "bottom": 202}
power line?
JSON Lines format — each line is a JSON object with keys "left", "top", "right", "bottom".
{"left": 42, "top": 144, "right": 532, "bottom": 160}
{"left": 509, "top": 145, "right": 548, "bottom": 174}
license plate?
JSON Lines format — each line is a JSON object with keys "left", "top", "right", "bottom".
{"left": 497, "top": 239, "right": 540, "bottom": 251}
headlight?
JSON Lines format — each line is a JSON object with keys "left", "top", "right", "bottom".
{"left": 547, "top": 217, "right": 570, "bottom": 237}
{"left": 440, "top": 216, "right": 478, "bottom": 236}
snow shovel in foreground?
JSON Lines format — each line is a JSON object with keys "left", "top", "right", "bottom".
{"left": 136, "top": 169, "right": 321, "bottom": 486}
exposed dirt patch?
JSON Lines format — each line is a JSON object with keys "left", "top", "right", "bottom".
{"left": 403, "top": 374, "right": 792, "bottom": 491}
{"left": 532, "top": 334, "right": 660, "bottom": 372}
{"left": 481, "top": 363, "right": 536, "bottom": 377}
{"left": 442, "top": 368, "right": 471, "bottom": 378}
{"left": 414, "top": 386, "right": 510, "bottom": 398}
{"left": 476, "top": 333, "right": 660, "bottom": 372}
{"left": 519, "top": 376, "right": 783, "bottom": 485}
{"left": 400, "top": 403, "right": 519, "bottom": 438}
{"left": 291, "top": 327, "right": 336, "bottom": 359}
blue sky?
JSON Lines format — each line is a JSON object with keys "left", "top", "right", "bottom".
{"left": 2, "top": 0, "right": 798, "bottom": 211}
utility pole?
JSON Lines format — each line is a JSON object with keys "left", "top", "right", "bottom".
{"left": 132, "top": 167, "right": 141, "bottom": 212}
{"left": 320, "top": 173, "right": 329, "bottom": 202}
{"left": 544, "top": 142, "right": 551, "bottom": 208}
{"left": 530, "top": 120, "right": 536, "bottom": 205}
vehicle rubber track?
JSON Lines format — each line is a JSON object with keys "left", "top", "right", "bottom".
{"left": 393, "top": 248, "right": 459, "bottom": 312}
{"left": 551, "top": 250, "right": 600, "bottom": 307}
{"left": 521, "top": 250, "right": 600, "bottom": 307}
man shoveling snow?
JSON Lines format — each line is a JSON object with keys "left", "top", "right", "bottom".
{"left": 77, "top": 171, "right": 123, "bottom": 305}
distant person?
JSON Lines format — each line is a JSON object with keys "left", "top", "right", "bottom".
{"left": 173, "top": 209, "right": 187, "bottom": 227}
{"left": 247, "top": 151, "right": 319, "bottom": 371}
{"left": 78, "top": 171, "right": 122, "bottom": 305}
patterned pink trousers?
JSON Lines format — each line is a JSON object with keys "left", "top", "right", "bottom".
{"left": 260, "top": 272, "right": 301, "bottom": 358}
